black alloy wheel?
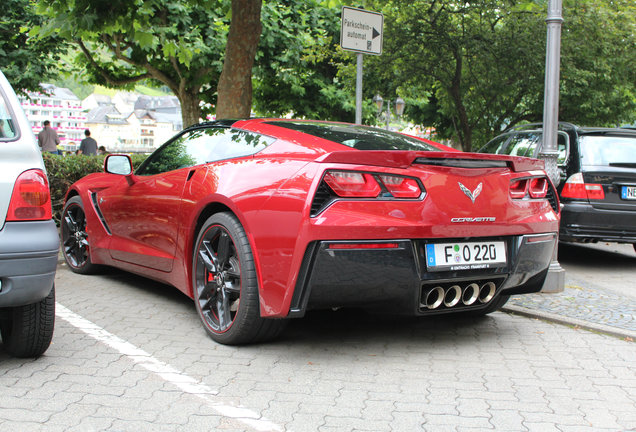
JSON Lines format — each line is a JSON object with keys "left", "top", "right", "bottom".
{"left": 196, "top": 224, "right": 241, "bottom": 333}
{"left": 193, "top": 212, "right": 286, "bottom": 345}
{"left": 61, "top": 196, "right": 97, "bottom": 274}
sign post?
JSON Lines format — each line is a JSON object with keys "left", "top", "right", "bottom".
{"left": 340, "top": 7, "right": 383, "bottom": 124}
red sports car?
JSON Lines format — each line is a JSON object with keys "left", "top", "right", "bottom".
{"left": 61, "top": 119, "right": 560, "bottom": 344}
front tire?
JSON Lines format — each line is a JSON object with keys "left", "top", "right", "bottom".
{"left": 1, "top": 285, "right": 55, "bottom": 358}
{"left": 61, "top": 196, "right": 98, "bottom": 274}
{"left": 192, "top": 212, "right": 285, "bottom": 345}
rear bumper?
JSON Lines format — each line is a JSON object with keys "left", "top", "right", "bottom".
{"left": 0, "top": 220, "right": 59, "bottom": 307}
{"left": 288, "top": 233, "right": 557, "bottom": 317}
{"left": 560, "top": 202, "right": 636, "bottom": 243}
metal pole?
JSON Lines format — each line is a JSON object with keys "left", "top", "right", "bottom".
{"left": 386, "top": 100, "right": 391, "bottom": 130}
{"left": 539, "top": 0, "right": 565, "bottom": 295}
{"left": 540, "top": 0, "right": 563, "bottom": 186}
{"left": 355, "top": 53, "right": 363, "bottom": 124}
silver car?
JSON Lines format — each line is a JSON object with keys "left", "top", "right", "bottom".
{"left": 0, "top": 70, "right": 59, "bottom": 357}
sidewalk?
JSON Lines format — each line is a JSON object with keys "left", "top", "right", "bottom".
{"left": 504, "top": 277, "right": 636, "bottom": 340}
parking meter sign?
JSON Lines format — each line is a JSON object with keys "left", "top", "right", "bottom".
{"left": 340, "top": 7, "right": 383, "bottom": 55}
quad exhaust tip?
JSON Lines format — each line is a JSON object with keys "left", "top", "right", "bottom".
{"left": 424, "top": 282, "right": 498, "bottom": 310}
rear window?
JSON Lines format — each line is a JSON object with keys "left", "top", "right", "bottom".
{"left": 479, "top": 130, "right": 568, "bottom": 164}
{"left": 0, "top": 94, "right": 17, "bottom": 140}
{"left": 579, "top": 135, "right": 636, "bottom": 166}
{"left": 265, "top": 121, "right": 440, "bottom": 151}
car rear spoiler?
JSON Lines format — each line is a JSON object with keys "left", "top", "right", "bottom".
{"left": 315, "top": 151, "right": 545, "bottom": 172}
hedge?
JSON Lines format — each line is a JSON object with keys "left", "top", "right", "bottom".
{"left": 42, "top": 152, "right": 148, "bottom": 224}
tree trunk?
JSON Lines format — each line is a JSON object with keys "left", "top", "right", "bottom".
{"left": 449, "top": 48, "right": 472, "bottom": 152}
{"left": 179, "top": 90, "right": 202, "bottom": 128}
{"left": 216, "top": 0, "right": 262, "bottom": 119}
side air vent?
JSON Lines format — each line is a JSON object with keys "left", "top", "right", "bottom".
{"left": 310, "top": 181, "right": 336, "bottom": 217}
{"left": 91, "top": 192, "right": 112, "bottom": 234}
{"left": 546, "top": 183, "right": 560, "bottom": 213}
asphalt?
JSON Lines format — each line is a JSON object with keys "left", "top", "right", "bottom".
{"left": 504, "top": 280, "right": 636, "bottom": 341}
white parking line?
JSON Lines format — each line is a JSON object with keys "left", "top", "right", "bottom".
{"left": 56, "top": 303, "right": 283, "bottom": 432}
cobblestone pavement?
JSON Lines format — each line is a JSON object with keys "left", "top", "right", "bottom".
{"left": 1, "top": 263, "right": 635, "bottom": 431}
{"left": 507, "top": 280, "right": 636, "bottom": 334}
{"left": 506, "top": 242, "right": 636, "bottom": 338}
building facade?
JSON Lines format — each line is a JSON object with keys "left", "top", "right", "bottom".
{"left": 19, "top": 84, "right": 183, "bottom": 154}
{"left": 18, "top": 84, "right": 87, "bottom": 152}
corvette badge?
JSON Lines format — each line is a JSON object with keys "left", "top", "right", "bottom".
{"left": 458, "top": 182, "right": 482, "bottom": 204}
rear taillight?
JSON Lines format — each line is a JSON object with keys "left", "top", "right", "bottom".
{"left": 528, "top": 177, "right": 548, "bottom": 198}
{"left": 510, "top": 179, "right": 529, "bottom": 199}
{"left": 323, "top": 170, "right": 423, "bottom": 199}
{"left": 510, "top": 176, "right": 550, "bottom": 200}
{"left": 323, "top": 171, "right": 381, "bottom": 198}
{"left": 378, "top": 175, "right": 421, "bottom": 198}
{"left": 6, "top": 169, "right": 52, "bottom": 221}
{"left": 560, "top": 172, "right": 605, "bottom": 200}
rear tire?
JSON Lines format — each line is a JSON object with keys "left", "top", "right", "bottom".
{"left": 192, "top": 212, "right": 286, "bottom": 345}
{"left": 1, "top": 285, "right": 55, "bottom": 358}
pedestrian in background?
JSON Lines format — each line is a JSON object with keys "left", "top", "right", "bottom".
{"left": 78, "top": 129, "right": 98, "bottom": 156}
{"left": 38, "top": 120, "right": 60, "bottom": 154}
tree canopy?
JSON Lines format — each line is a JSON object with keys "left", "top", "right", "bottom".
{"left": 35, "top": 0, "right": 261, "bottom": 127}
{"left": 360, "top": 0, "right": 635, "bottom": 150}
{"left": 5, "top": 0, "right": 632, "bottom": 149}
{"left": 0, "top": 0, "right": 67, "bottom": 95}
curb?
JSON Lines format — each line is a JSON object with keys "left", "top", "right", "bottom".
{"left": 503, "top": 304, "right": 636, "bottom": 341}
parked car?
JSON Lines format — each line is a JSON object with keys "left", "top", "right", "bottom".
{"left": 61, "top": 119, "right": 560, "bottom": 345}
{"left": 479, "top": 123, "right": 636, "bottom": 252}
{"left": 0, "top": 70, "right": 58, "bottom": 357}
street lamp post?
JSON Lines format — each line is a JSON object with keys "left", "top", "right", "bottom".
{"left": 373, "top": 94, "right": 405, "bottom": 130}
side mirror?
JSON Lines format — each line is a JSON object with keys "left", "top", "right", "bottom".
{"left": 105, "top": 154, "right": 133, "bottom": 176}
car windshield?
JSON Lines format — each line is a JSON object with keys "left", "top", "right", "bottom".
{"left": 579, "top": 135, "right": 636, "bottom": 166}
{"left": 265, "top": 121, "right": 440, "bottom": 151}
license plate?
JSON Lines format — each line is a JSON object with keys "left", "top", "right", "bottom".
{"left": 425, "top": 241, "right": 506, "bottom": 271}
{"left": 621, "top": 186, "right": 636, "bottom": 200}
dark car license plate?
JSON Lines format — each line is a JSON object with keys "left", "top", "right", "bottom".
{"left": 621, "top": 186, "right": 636, "bottom": 200}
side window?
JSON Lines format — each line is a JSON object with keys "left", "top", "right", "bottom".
{"left": 137, "top": 132, "right": 197, "bottom": 175}
{"left": 556, "top": 131, "right": 569, "bottom": 165}
{"left": 480, "top": 134, "right": 510, "bottom": 154}
{"left": 136, "top": 127, "right": 274, "bottom": 176}
{"left": 507, "top": 132, "right": 540, "bottom": 157}
{"left": 0, "top": 95, "right": 17, "bottom": 140}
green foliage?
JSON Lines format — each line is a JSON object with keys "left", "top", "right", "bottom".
{"left": 360, "top": 0, "right": 636, "bottom": 150}
{"left": 253, "top": 1, "right": 356, "bottom": 121}
{"left": 0, "top": 0, "right": 67, "bottom": 95}
{"left": 559, "top": 0, "right": 636, "bottom": 126}
{"left": 35, "top": 0, "right": 231, "bottom": 126}
{"left": 43, "top": 153, "right": 148, "bottom": 223}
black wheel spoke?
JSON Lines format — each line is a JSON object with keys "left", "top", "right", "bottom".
{"left": 216, "top": 290, "right": 232, "bottom": 331}
{"left": 225, "top": 269, "right": 240, "bottom": 279}
{"left": 199, "top": 240, "right": 219, "bottom": 273}
{"left": 217, "top": 232, "right": 231, "bottom": 268}
{"left": 198, "top": 282, "right": 214, "bottom": 303}
{"left": 64, "top": 213, "right": 78, "bottom": 233}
